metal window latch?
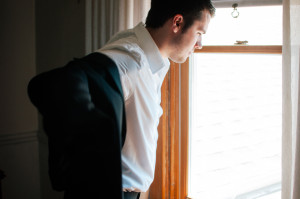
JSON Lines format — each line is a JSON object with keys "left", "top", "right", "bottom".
{"left": 232, "top": 3, "right": 239, "bottom": 18}
{"left": 235, "top": 40, "right": 248, "bottom": 45}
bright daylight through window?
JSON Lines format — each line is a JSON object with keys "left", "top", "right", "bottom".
{"left": 188, "top": 6, "right": 282, "bottom": 199}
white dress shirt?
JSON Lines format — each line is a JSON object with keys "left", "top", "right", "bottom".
{"left": 97, "top": 22, "right": 170, "bottom": 192}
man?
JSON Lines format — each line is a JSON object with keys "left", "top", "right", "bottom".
{"left": 28, "top": 0, "right": 215, "bottom": 198}
{"left": 99, "top": 0, "right": 215, "bottom": 198}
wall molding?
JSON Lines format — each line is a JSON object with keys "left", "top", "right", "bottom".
{"left": 0, "top": 131, "right": 39, "bottom": 146}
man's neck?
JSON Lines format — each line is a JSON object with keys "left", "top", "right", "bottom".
{"left": 146, "top": 26, "right": 171, "bottom": 59}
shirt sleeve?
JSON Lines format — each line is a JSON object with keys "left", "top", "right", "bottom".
{"left": 99, "top": 50, "right": 138, "bottom": 101}
{"left": 119, "top": 69, "right": 133, "bottom": 101}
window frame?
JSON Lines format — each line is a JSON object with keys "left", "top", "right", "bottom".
{"left": 150, "top": 45, "right": 282, "bottom": 199}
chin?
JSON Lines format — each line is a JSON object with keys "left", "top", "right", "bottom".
{"left": 170, "top": 56, "right": 188, "bottom": 64}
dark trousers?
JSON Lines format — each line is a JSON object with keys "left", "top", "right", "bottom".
{"left": 123, "top": 192, "right": 140, "bottom": 199}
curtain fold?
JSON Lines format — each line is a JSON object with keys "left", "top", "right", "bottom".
{"left": 118, "top": 0, "right": 151, "bottom": 31}
{"left": 282, "top": 0, "right": 300, "bottom": 198}
{"left": 85, "top": 0, "right": 150, "bottom": 53}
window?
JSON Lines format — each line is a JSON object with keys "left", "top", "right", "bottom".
{"left": 189, "top": 52, "right": 282, "bottom": 199}
{"left": 202, "top": 6, "right": 282, "bottom": 45}
{"left": 188, "top": 5, "right": 282, "bottom": 199}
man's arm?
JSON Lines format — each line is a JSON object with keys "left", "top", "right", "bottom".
{"left": 28, "top": 55, "right": 125, "bottom": 198}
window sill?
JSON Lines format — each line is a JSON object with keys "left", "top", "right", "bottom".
{"left": 196, "top": 45, "right": 282, "bottom": 54}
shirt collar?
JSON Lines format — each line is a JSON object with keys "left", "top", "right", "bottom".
{"left": 134, "top": 22, "right": 170, "bottom": 74}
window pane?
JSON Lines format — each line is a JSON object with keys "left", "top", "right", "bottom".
{"left": 188, "top": 53, "right": 282, "bottom": 199}
{"left": 203, "top": 6, "right": 282, "bottom": 45}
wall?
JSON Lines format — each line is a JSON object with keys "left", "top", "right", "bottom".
{"left": 0, "top": 0, "right": 86, "bottom": 198}
{"left": 35, "top": 1, "right": 86, "bottom": 198}
{"left": 0, "top": 0, "right": 40, "bottom": 198}
{"left": 35, "top": 0, "right": 86, "bottom": 73}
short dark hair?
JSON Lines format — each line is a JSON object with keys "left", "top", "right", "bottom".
{"left": 145, "top": 0, "right": 215, "bottom": 33}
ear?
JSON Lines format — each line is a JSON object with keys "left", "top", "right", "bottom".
{"left": 172, "top": 14, "right": 184, "bottom": 33}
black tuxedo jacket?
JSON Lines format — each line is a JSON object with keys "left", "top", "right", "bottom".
{"left": 28, "top": 53, "right": 126, "bottom": 198}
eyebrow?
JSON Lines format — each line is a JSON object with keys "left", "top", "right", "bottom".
{"left": 198, "top": 26, "right": 207, "bottom": 34}
{"left": 200, "top": 29, "right": 207, "bottom": 34}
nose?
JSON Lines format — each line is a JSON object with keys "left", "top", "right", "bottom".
{"left": 194, "top": 35, "right": 203, "bottom": 50}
